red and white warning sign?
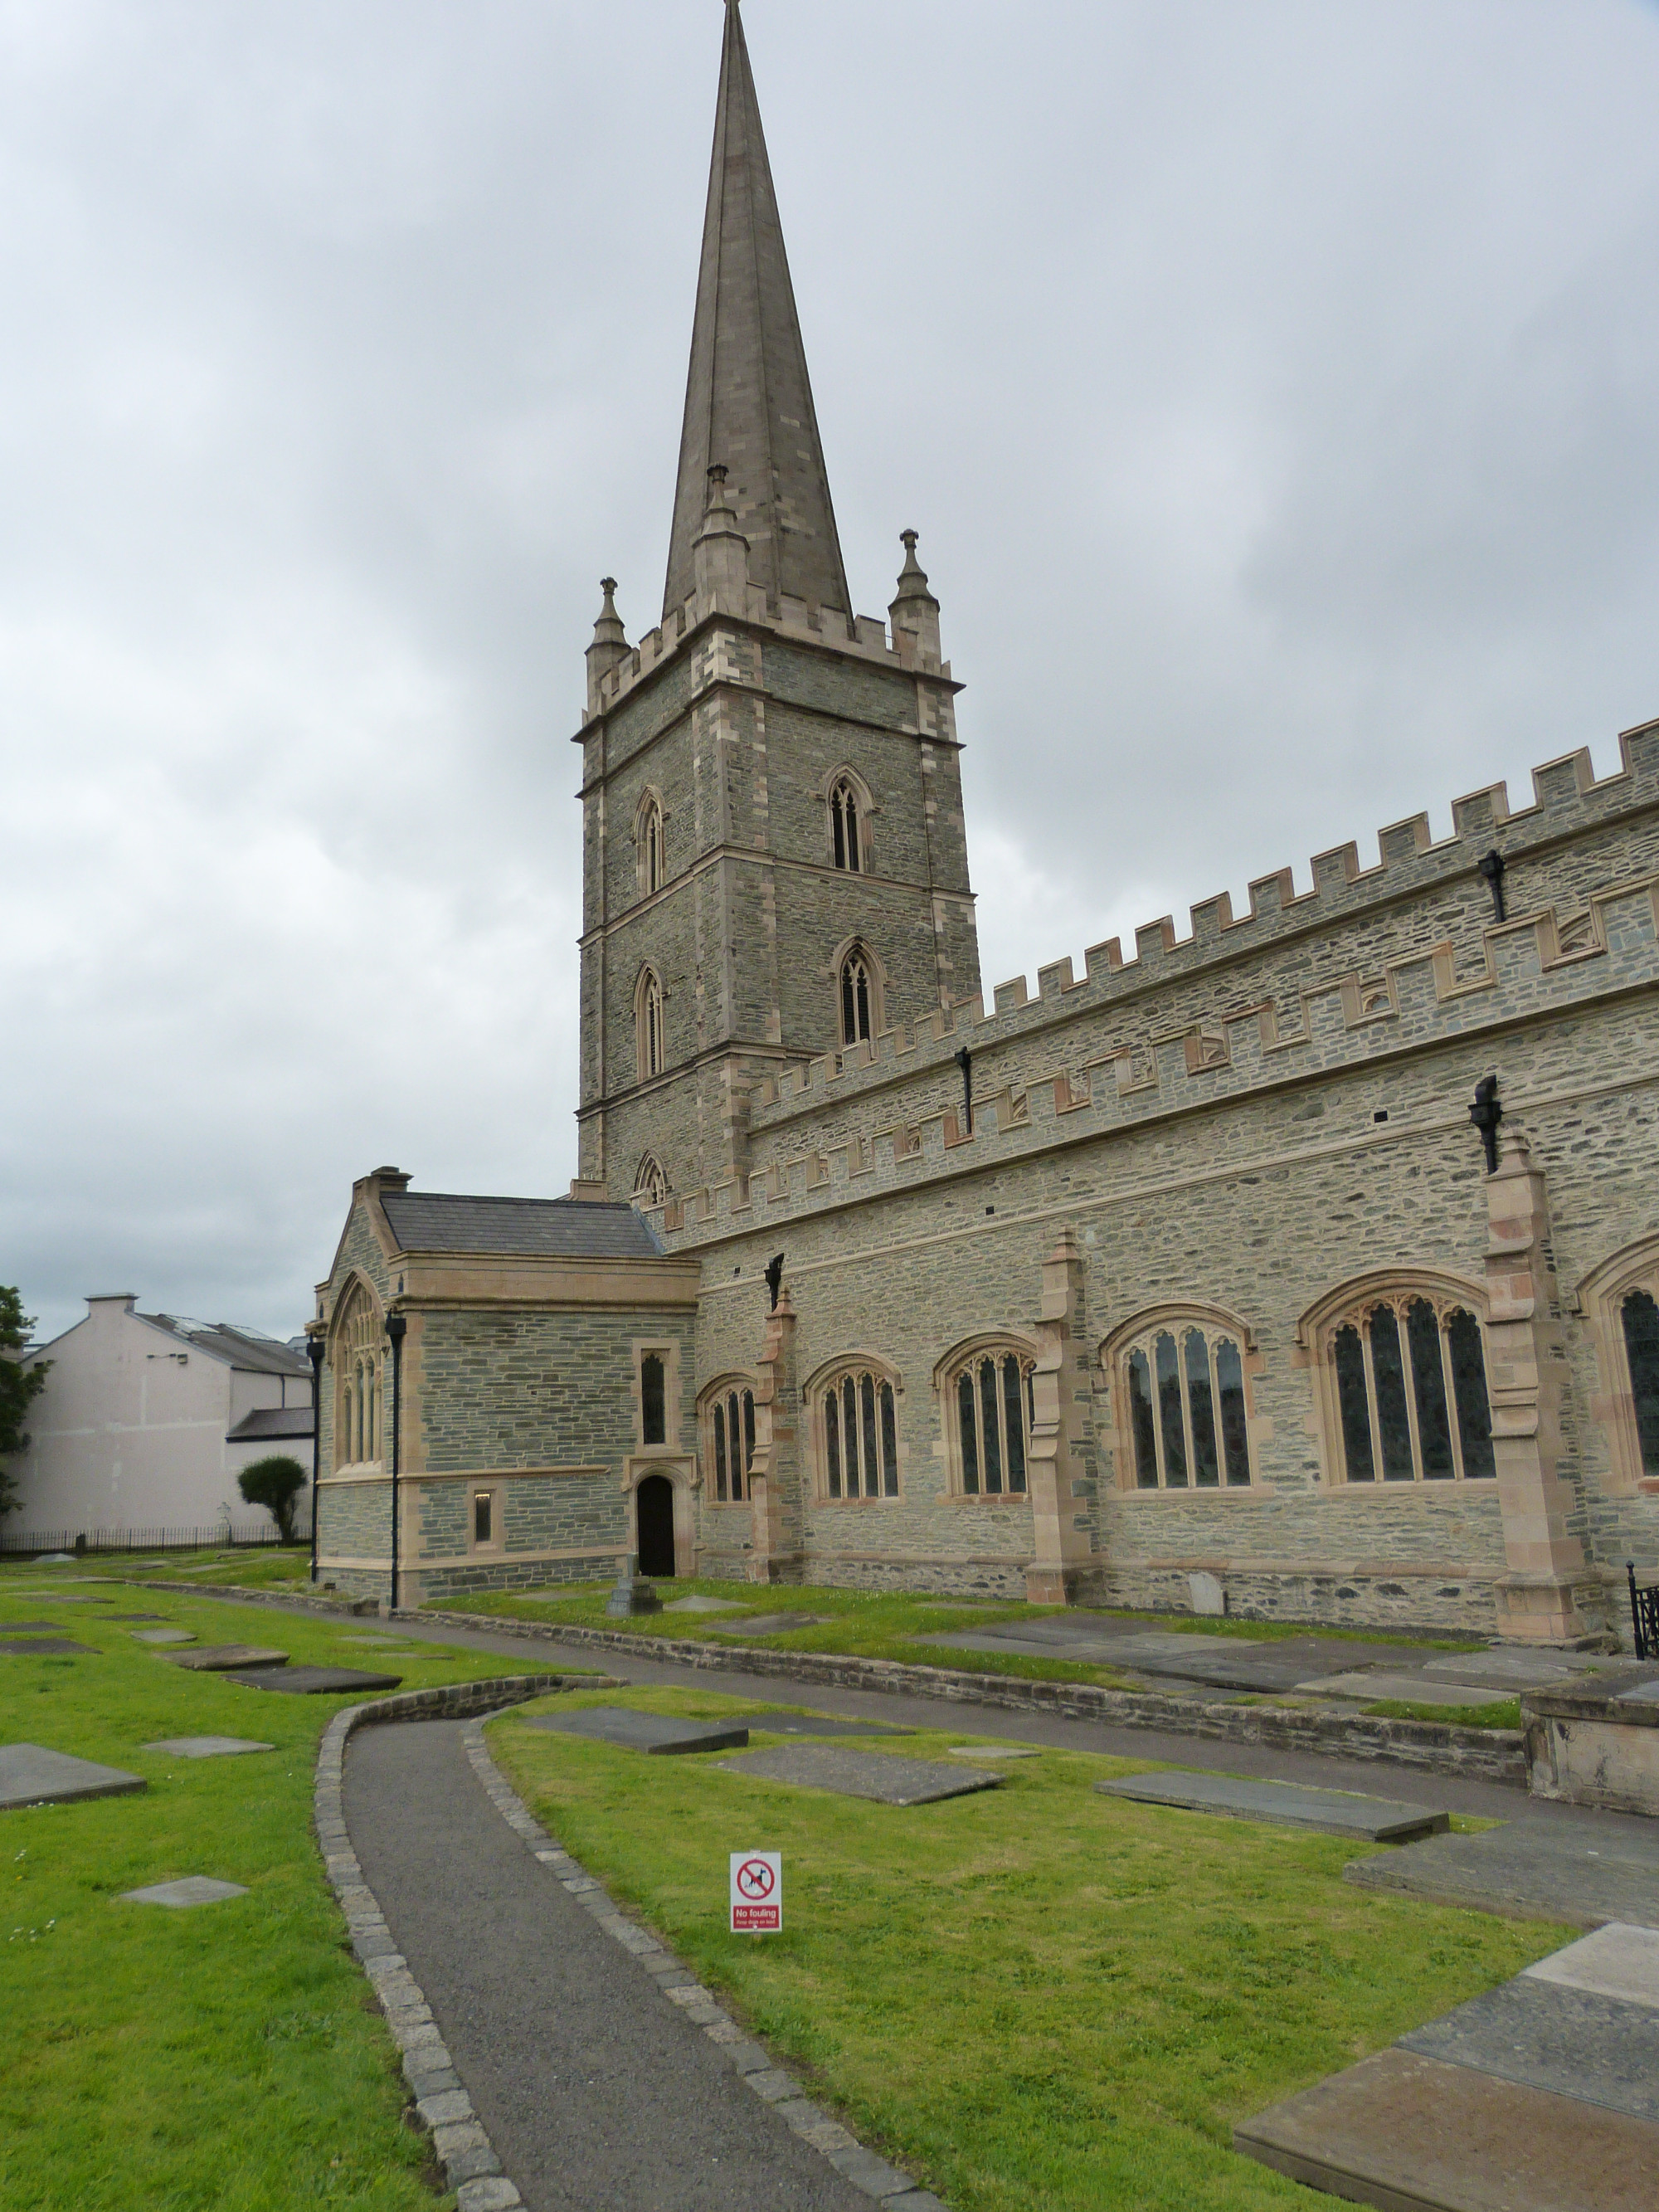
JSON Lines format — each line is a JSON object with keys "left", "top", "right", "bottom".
{"left": 729, "top": 1851, "right": 782, "bottom": 1934}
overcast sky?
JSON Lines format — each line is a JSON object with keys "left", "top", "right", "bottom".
{"left": 4, "top": 0, "right": 1657, "bottom": 1347}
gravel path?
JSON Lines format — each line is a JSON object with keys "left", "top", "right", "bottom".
{"left": 344, "top": 1716, "right": 875, "bottom": 2212}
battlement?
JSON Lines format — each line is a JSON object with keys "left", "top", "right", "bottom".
{"left": 739, "top": 716, "right": 1659, "bottom": 1133}
{"left": 579, "top": 582, "right": 953, "bottom": 733}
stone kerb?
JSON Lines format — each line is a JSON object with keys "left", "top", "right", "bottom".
{"left": 402, "top": 1610, "right": 1527, "bottom": 1787}
{"left": 643, "top": 857, "right": 1659, "bottom": 1253}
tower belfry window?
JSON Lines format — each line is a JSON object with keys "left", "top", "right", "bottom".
{"left": 636, "top": 967, "right": 664, "bottom": 1081}
{"left": 830, "top": 777, "right": 864, "bottom": 873}
{"left": 839, "top": 946, "right": 873, "bottom": 1047}
{"left": 638, "top": 794, "right": 664, "bottom": 897}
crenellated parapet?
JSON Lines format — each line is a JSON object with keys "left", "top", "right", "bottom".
{"left": 636, "top": 717, "right": 1659, "bottom": 1249}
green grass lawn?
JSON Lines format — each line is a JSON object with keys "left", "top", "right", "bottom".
{"left": 489, "top": 1683, "right": 1567, "bottom": 2212}
{"left": 428, "top": 1573, "right": 1482, "bottom": 1700}
{"left": 0, "top": 1569, "right": 562, "bottom": 2211}
{"left": 64, "top": 1545, "right": 317, "bottom": 1590}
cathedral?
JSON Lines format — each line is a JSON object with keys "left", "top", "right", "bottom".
{"left": 314, "top": 1, "right": 1659, "bottom": 1646}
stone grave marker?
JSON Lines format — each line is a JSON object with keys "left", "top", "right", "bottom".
{"left": 0, "top": 1638, "right": 97, "bottom": 1656}
{"left": 717, "top": 1744, "right": 1001, "bottom": 1806}
{"left": 947, "top": 1744, "right": 1039, "bottom": 1759}
{"left": 225, "top": 1664, "right": 402, "bottom": 1693}
{"left": 527, "top": 1708, "right": 749, "bottom": 1755}
{"left": 725, "top": 1710, "right": 909, "bottom": 1740}
{"left": 1345, "top": 1820, "right": 1659, "bottom": 1930}
{"left": 708, "top": 1612, "right": 830, "bottom": 1636}
{"left": 142, "top": 1737, "right": 275, "bottom": 1760}
{"left": 1399, "top": 1978, "right": 1659, "bottom": 2124}
{"left": 168, "top": 1644, "right": 289, "bottom": 1672}
{"left": 1, "top": 1743, "right": 146, "bottom": 1810}
{"left": 133, "top": 1629, "right": 196, "bottom": 1645}
{"left": 1423, "top": 1649, "right": 1607, "bottom": 1689}
{"left": 1301, "top": 1670, "right": 1515, "bottom": 1708}
{"left": 107, "top": 1615, "right": 168, "bottom": 1623}
{"left": 0, "top": 1621, "right": 80, "bottom": 1633}
{"left": 664, "top": 1595, "right": 749, "bottom": 1613}
{"left": 1235, "top": 2047, "right": 1659, "bottom": 2212}
{"left": 1096, "top": 1770, "right": 1449, "bottom": 1841}
{"left": 1525, "top": 1923, "right": 1659, "bottom": 2011}
{"left": 120, "top": 1877, "right": 248, "bottom": 1907}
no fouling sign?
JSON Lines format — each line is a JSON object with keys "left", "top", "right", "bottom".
{"left": 730, "top": 1851, "right": 782, "bottom": 1933}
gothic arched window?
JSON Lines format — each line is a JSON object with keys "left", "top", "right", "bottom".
{"left": 633, "top": 1152, "right": 668, "bottom": 1206}
{"left": 332, "top": 1279, "right": 383, "bottom": 1473}
{"left": 637, "top": 792, "right": 664, "bottom": 898}
{"left": 1107, "top": 1310, "right": 1253, "bottom": 1490}
{"left": 1304, "top": 1279, "right": 1494, "bottom": 1484}
{"left": 939, "top": 1339, "right": 1036, "bottom": 1497}
{"left": 815, "top": 1362, "right": 901, "bottom": 1499}
{"left": 839, "top": 944, "right": 873, "bottom": 1047}
{"left": 1576, "top": 1237, "right": 1659, "bottom": 1493}
{"left": 702, "top": 1376, "right": 757, "bottom": 1504}
{"left": 829, "top": 775, "right": 865, "bottom": 873}
{"left": 635, "top": 967, "right": 664, "bottom": 1081}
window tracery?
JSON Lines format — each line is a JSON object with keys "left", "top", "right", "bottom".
{"left": 1306, "top": 1279, "right": 1494, "bottom": 1484}
{"left": 636, "top": 792, "right": 664, "bottom": 898}
{"left": 635, "top": 967, "right": 664, "bottom": 1081}
{"left": 839, "top": 944, "right": 873, "bottom": 1048}
{"left": 1576, "top": 1237, "right": 1659, "bottom": 1492}
{"left": 333, "top": 1279, "right": 383, "bottom": 1473}
{"left": 813, "top": 1362, "right": 900, "bottom": 1499}
{"left": 1108, "top": 1312, "right": 1253, "bottom": 1490}
{"left": 829, "top": 775, "right": 865, "bottom": 873}
{"left": 633, "top": 1153, "right": 668, "bottom": 1206}
{"left": 701, "top": 1377, "right": 757, "bottom": 1503}
{"left": 938, "top": 1339, "right": 1035, "bottom": 1496}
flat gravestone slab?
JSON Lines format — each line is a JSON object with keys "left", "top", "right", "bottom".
{"left": 0, "top": 1621, "right": 75, "bottom": 1632}
{"left": 226, "top": 1665, "right": 402, "bottom": 1693}
{"left": 1525, "top": 1924, "right": 1659, "bottom": 2011}
{"left": 527, "top": 1708, "right": 749, "bottom": 1755}
{"left": 1344, "top": 1821, "right": 1659, "bottom": 1930}
{"left": 730, "top": 1710, "right": 909, "bottom": 1740}
{"left": 1399, "top": 1978, "right": 1659, "bottom": 2124}
{"left": 1095, "top": 1770, "right": 1449, "bottom": 1841}
{"left": 948, "top": 1744, "right": 1040, "bottom": 1759}
{"left": 664, "top": 1596, "right": 749, "bottom": 1613}
{"left": 0, "top": 1637, "right": 96, "bottom": 1656}
{"left": 708, "top": 1612, "right": 830, "bottom": 1637}
{"left": 1616, "top": 1678, "right": 1659, "bottom": 1704}
{"left": 1425, "top": 1649, "right": 1606, "bottom": 1688}
{"left": 1304, "top": 1670, "right": 1515, "bottom": 1708}
{"left": 142, "top": 1737, "right": 276, "bottom": 1760}
{"left": 0, "top": 1743, "right": 146, "bottom": 1810}
{"left": 134, "top": 1629, "right": 196, "bottom": 1645}
{"left": 168, "top": 1644, "right": 289, "bottom": 1671}
{"left": 107, "top": 1615, "right": 168, "bottom": 1623}
{"left": 717, "top": 1745, "right": 1001, "bottom": 1805}
{"left": 1235, "top": 2047, "right": 1659, "bottom": 2212}
{"left": 120, "top": 1877, "right": 248, "bottom": 1907}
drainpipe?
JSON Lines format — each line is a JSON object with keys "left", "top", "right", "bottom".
{"left": 385, "top": 1313, "right": 407, "bottom": 1612}
{"left": 306, "top": 1334, "right": 324, "bottom": 1584}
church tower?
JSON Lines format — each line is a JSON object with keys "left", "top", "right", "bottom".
{"left": 575, "top": 0, "right": 980, "bottom": 1204}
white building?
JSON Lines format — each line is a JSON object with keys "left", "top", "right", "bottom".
{"left": 15, "top": 1294, "right": 315, "bottom": 1537}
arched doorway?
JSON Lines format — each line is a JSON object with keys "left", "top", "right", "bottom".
{"left": 635, "top": 1474, "right": 676, "bottom": 1579}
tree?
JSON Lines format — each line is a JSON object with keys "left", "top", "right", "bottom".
{"left": 0, "top": 1288, "right": 50, "bottom": 1521}
{"left": 237, "top": 1454, "right": 309, "bottom": 1542}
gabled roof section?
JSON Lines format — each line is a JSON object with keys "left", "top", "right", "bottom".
{"left": 663, "top": 0, "right": 850, "bottom": 621}
{"left": 380, "top": 1191, "right": 664, "bottom": 1261}
{"left": 227, "top": 1406, "right": 315, "bottom": 1444}
{"left": 139, "top": 1313, "right": 313, "bottom": 1377}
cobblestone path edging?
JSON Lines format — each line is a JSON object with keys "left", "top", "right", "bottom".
{"left": 459, "top": 1718, "right": 946, "bottom": 2211}
{"left": 406, "top": 1608, "right": 1529, "bottom": 1787}
{"left": 314, "top": 1674, "right": 614, "bottom": 2212}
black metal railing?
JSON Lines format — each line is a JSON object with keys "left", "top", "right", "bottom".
{"left": 1630, "top": 1562, "right": 1659, "bottom": 1663}
{"left": 0, "top": 1523, "right": 310, "bottom": 1558}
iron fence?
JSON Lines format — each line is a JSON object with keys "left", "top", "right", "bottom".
{"left": 0, "top": 1522, "right": 310, "bottom": 1557}
{"left": 1630, "top": 1562, "right": 1659, "bottom": 1663}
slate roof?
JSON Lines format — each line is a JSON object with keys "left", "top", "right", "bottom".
{"left": 661, "top": 0, "right": 850, "bottom": 620}
{"left": 227, "top": 1406, "right": 315, "bottom": 1443}
{"left": 139, "top": 1314, "right": 313, "bottom": 1377}
{"left": 380, "top": 1191, "right": 664, "bottom": 1261}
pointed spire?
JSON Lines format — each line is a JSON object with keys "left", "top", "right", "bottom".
{"left": 586, "top": 576, "right": 630, "bottom": 716}
{"left": 888, "top": 529, "right": 941, "bottom": 669}
{"left": 663, "top": 1, "right": 851, "bottom": 622}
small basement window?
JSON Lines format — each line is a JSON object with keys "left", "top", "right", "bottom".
{"left": 473, "top": 1490, "right": 494, "bottom": 1546}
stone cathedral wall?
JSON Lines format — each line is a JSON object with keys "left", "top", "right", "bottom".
{"left": 658, "top": 719, "right": 1659, "bottom": 1623}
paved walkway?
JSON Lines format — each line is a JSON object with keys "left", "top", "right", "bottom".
{"left": 345, "top": 1717, "right": 873, "bottom": 2212}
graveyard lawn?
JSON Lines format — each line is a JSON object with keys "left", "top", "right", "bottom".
{"left": 435, "top": 1576, "right": 1478, "bottom": 1698}
{"left": 71, "top": 1546, "right": 315, "bottom": 1590}
{"left": 488, "top": 1683, "right": 1566, "bottom": 2212}
{"left": 0, "top": 1571, "right": 557, "bottom": 2211}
